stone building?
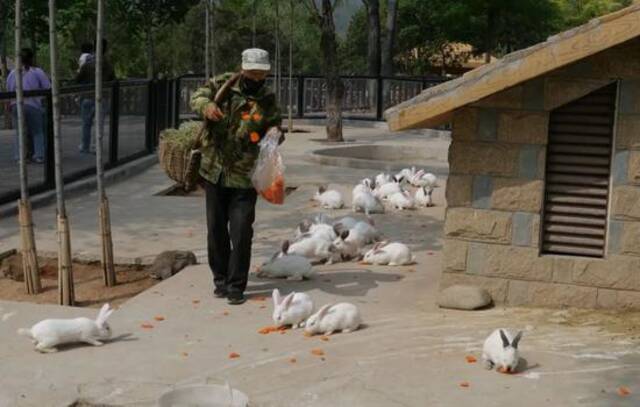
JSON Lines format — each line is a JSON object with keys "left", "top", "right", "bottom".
{"left": 385, "top": 4, "right": 640, "bottom": 310}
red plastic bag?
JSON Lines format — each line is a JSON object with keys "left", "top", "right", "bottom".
{"left": 252, "top": 127, "right": 285, "bottom": 205}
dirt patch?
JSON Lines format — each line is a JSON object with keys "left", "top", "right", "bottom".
{"left": 510, "top": 307, "right": 640, "bottom": 340}
{"left": 0, "top": 253, "right": 157, "bottom": 308}
{"left": 556, "top": 309, "right": 640, "bottom": 340}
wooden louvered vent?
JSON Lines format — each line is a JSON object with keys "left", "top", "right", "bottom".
{"left": 541, "top": 83, "right": 617, "bottom": 258}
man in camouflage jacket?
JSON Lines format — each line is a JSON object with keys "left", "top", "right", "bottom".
{"left": 190, "top": 48, "right": 282, "bottom": 304}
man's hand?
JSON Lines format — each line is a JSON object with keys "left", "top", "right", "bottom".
{"left": 204, "top": 103, "right": 224, "bottom": 121}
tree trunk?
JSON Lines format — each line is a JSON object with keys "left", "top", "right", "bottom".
{"left": 210, "top": 0, "right": 216, "bottom": 76}
{"left": 49, "top": 0, "right": 74, "bottom": 305}
{"left": 95, "top": 0, "right": 116, "bottom": 287}
{"left": 275, "top": 0, "right": 280, "bottom": 103}
{"left": 204, "top": 0, "right": 210, "bottom": 78}
{"left": 381, "top": 0, "right": 398, "bottom": 77}
{"left": 485, "top": 6, "right": 496, "bottom": 63}
{"left": 146, "top": 27, "right": 156, "bottom": 80}
{"left": 0, "top": 0, "right": 7, "bottom": 89}
{"left": 15, "top": 0, "right": 41, "bottom": 294}
{"left": 319, "top": 0, "right": 343, "bottom": 142}
{"left": 288, "top": 0, "right": 294, "bottom": 133}
{"left": 363, "top": 0, "right": 380, "bottom": 77}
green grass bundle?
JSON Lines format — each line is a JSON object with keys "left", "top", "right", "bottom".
{"left": 158, "top": 121, "right": 204, "bottom": 185}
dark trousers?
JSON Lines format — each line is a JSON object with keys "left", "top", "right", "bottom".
{"left": 204, "top": 179, "right": 258, "bottom": 294}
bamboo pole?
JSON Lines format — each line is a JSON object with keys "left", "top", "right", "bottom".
{"left": 288, "top": 0, "right": 293, "bottom": 133}
{"left": 99, "top": 197, "right": 115, "bottom": 286}
{"left": 49, "top": 0, "right": 74, "bottom": 305}
{"left": 95, "top": 0, "right": 116, "bottom": 286}
{"left": 15, "top": 0, "right": 40, "bottom": 294}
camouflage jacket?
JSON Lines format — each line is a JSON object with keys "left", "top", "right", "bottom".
{"left": 190, "top": 72, "right": 282, "bottom": 189}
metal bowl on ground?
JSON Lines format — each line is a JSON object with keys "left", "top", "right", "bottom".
{"left": 157, "top": 384, "right": 249, "bottom": 407}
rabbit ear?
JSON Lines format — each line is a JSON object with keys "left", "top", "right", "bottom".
{"left": 282, "top": 293, "right": 295, "bottom": 309}
{"left": 317, "top": 303, "right": 333, "bottom": 319}
{"left": 340, "top": 229, "right": 350, "bottom": 240}
{"left": 272, "top": 288, "right": 282, "bottom": 305}
{"left": 298, "top": 220, "right": 311, "bottom": 233}
{"left": 282, "top": 240, "right": 290, "bottom": 254}
{"left": 318, "top": 185, "right": 326, "bottom": 194}
{"left": 96, "top": 303, "right": 113, "bottom": 325}
{"left": 499, "top": 329, "right": 510, "bottom": 348}
{"left": 512, "top": 331, "right": 523, "bottom": 349}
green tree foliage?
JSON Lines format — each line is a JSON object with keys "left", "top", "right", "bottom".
{"left": 0, "top": 0, "right": 634, "bottom": 79}
{"left": 553, "top": 0, "right": 633, "bottom": 28}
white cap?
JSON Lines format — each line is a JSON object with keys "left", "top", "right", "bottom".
{"left": 241, "top": 48, "right": 271, "bottom": 71}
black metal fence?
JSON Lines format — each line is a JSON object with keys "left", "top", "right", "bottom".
{"left": 0, "top": 79, "right": 174, "bottom": 204}
{"left": 175, "top": 74, "right": 446, "bottom": 123}
{"left": 0, "top": 74, "right": 445, "bottom": 205}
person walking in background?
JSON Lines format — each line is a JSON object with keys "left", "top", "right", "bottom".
{"left": 6, "top": 48, "right": 50, "bottom": 164}
{"left": 77, "top": 42, "right": 94, "bottom": 73}
{"left": 76, "top": 38, "right": 115, "bottom": 154}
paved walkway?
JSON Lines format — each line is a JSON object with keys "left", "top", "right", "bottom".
{"left": 0, "top": 124, "right": 638, "bottom": 407}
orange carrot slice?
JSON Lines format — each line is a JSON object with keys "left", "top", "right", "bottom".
{"left": 459, "top": 382, "right": 470, "bottom": 388}
{"left": 310, "top": 348, "right": 324, "bottom": 356}
{"left": 465, "top": 355, "right": 477, "bottom": 363}
{"left": 140, "top": 323, "right": 154, "bottom": 329}
{"left": 229, "top": 352, "right": 240, "bottom": 359}
{"left": 154, "top": 316, "right": 165, "bottom": 322}
{"left": 618, "top": 386, "right": 631, "bottom": 396}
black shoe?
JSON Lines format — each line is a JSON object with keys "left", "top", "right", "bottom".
{"left": 213, "top": 287, "right": 228, "bottom": 298}
{"left": 227, "top": 292, "right": 246, "bottom": 305}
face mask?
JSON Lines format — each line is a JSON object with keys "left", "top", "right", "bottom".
{"left": 241, "top": 77, "right": 265, "bottom": 95}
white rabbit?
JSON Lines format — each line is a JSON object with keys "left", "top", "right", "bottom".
{"left": 304, "top": 303, "right": 361, "bottom": 336}
{"left": 482, "top": 329, "right": 524, "bottom": 373}
{"left": 352, "top": 178, "right": 374, "bottom": 197}
{"left": 374, "top": 177, "right": 403, "bottom": 200}
{"left": 375, "top": 172, "right": 391, "bottom": 188}
{"left": 18, "top": 304, "right": 114, "bottom": 353}
{"left": 352, "top": 218, "right": 381, "bottom": 244}
{"left": 296, "top": 219, "right": 336, "bottom": 242}
{"left": 415, "top": 186, "right": 434, "bottom": 207}
{"left": 332, "top": 216, "right": 358, "bottom": 231}
{"left": 314, "top": 186, "right": 344, "bottom": 209}
{"left": 256, "top": 254, "right": 314, "bottom": 281}
{"left": 362, "top": 242, "right": 416, "bottom": 266}
{"left": 352, "top": 188, "right": 385, "bottom": 215}
{"left": 395, "top": 167, "right": 416, "bottom": 181}
{"left": 332, "top": 228, "right": 367, "bottom": 261}
{"left": 410, "top": 170, "right": 438, "bottom": 188}
{"left": 389, "top": 190, "right": 415, "bottom": 210}
{"left": 279, "top": 238, "right": 338, "bottom": 264}
{"left": 272, "top": 289, "right": 314, "bottom": 328}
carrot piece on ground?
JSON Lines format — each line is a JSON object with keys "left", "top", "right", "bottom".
{"left": 140, "top": 323, "right": 154, "bottom": 329}
{"left": 310, "top": 348, "right": 325, "bottom": 356}
{"left": 229, "top": 352, "right": 240, "bottom": 359}
{"left": 154, "top": 315, "right": 165, "bottom": 322}
{"left": 618, "top": 386, "right": 631, "bottom": 396}
{"left": 289, "top": 358, "right": 297, "bottom": 364}
{"left": 465, "top": 355, "right": 477, "bottom": 363}
{"left": 459, "top": 382, "right": 470, "bottom": 388}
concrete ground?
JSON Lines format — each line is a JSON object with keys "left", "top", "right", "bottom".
{"left": 0, "top": 124, "right": 638, "bottom": 407}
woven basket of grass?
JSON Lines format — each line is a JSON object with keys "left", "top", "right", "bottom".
{"left": 158, "top": 121, "right": 203, "bottom": 186}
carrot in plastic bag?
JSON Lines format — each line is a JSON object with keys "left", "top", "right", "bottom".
{"left": 251, "top": 127, "right": 285, "bottom": 205}
{"left": 260, "top": 175, "right": 284, "bottom": 204}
